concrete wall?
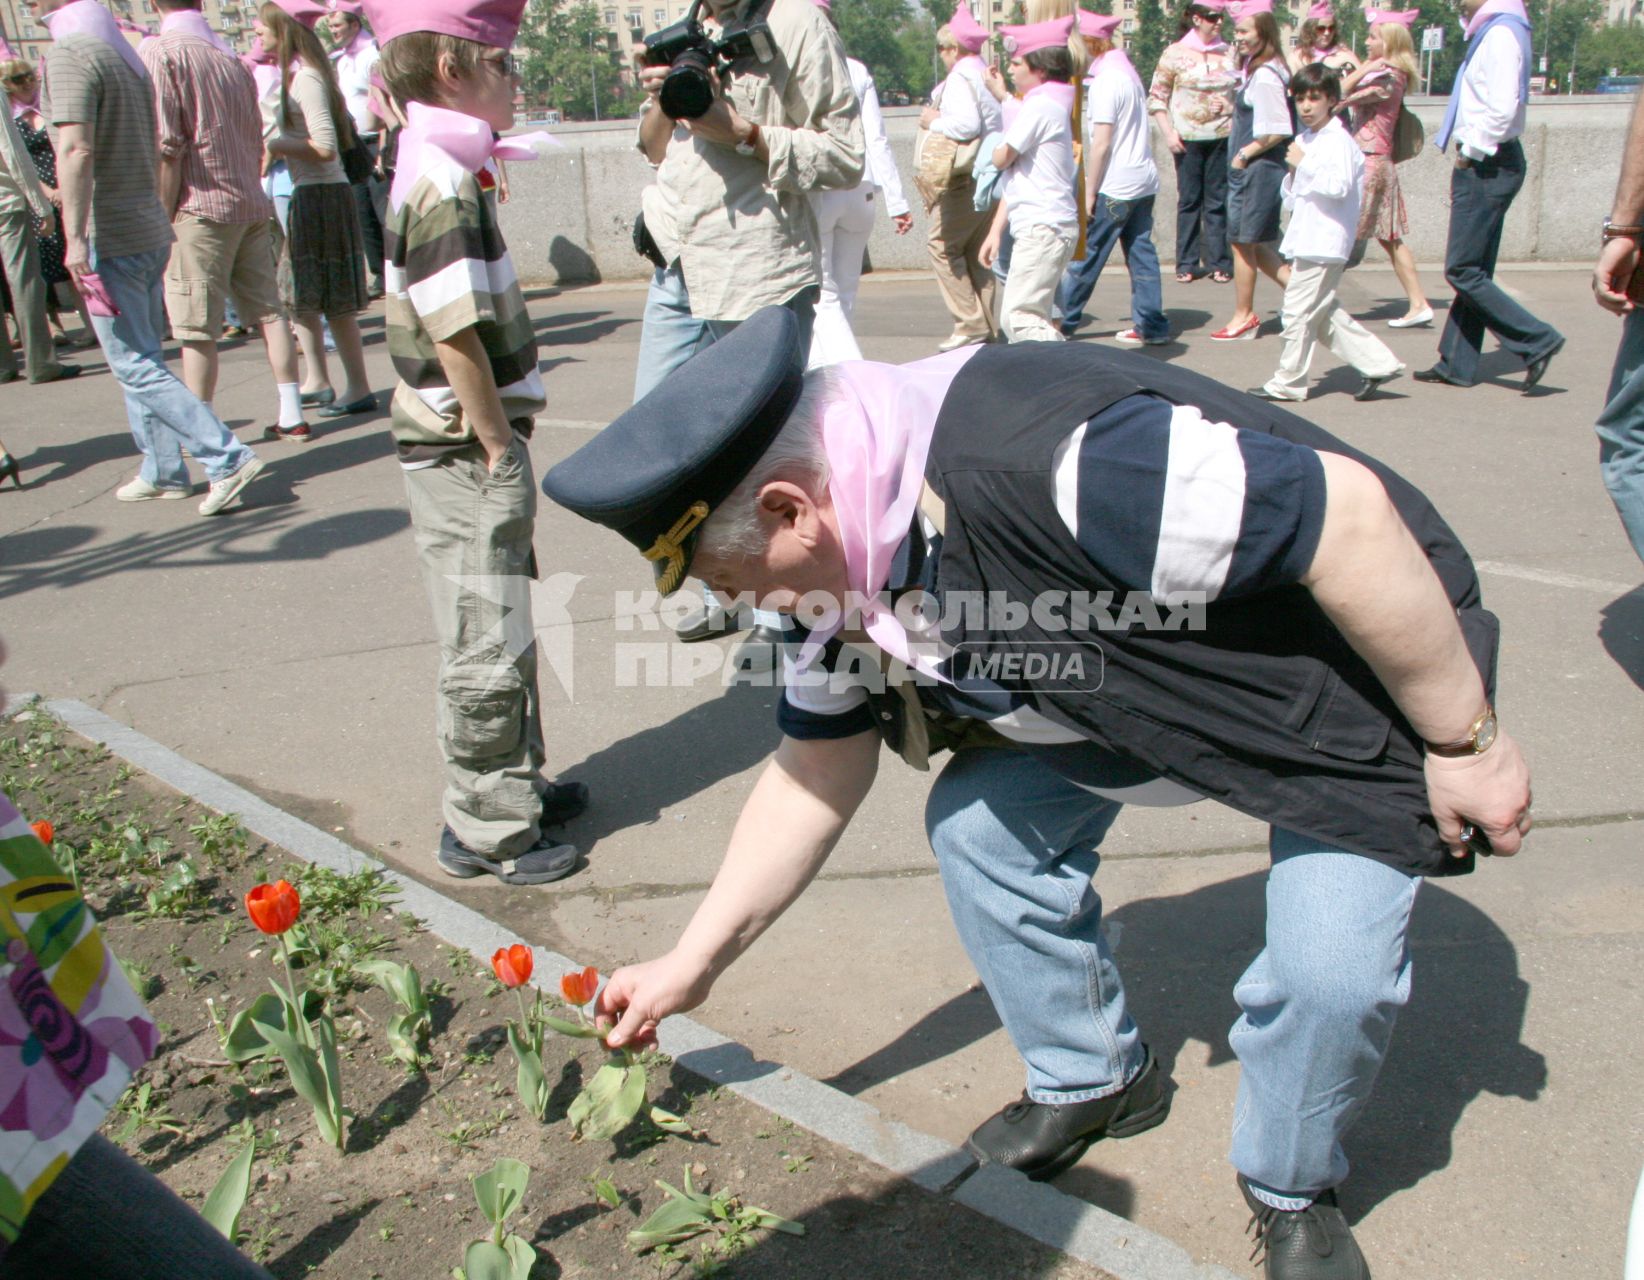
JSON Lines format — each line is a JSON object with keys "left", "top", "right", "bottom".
{"left": 497, "top": 96, "right": 1630, "bottom": 287}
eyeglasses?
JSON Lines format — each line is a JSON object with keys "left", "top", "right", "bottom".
{"left": 3, "top": 73, "right": 36, "bottom": 84}
{"left": 483, "top": 52, "right": 518, "bottom": 77}
{"left": 1316, "top": 23, "right": 1336, "bottom": 32}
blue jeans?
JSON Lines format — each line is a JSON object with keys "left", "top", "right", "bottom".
{"left": 925, "top": 747, "right": 1420, "bottom": 1199}
{"left": 1598, "top": 308, "right": 1644, "bottom": 563}
{"left": 1056, "top": 194, "right": 1168, "bottom": 340}
{"left": 91, "top": 248, "right": 254, "bottom": 488}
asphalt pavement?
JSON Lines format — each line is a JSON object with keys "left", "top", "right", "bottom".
{"left": 0, "top": 265, "right": 1639, "bottom": 1277}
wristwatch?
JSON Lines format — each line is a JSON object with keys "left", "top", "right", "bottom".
{"left": 1424, "top": 706, "right": 1498, "bottom": 758}
{"left": 734, "top": 121, "right": 761, "bottom": 157}
{"left": 1602, "top": 216, "right": 1644, "bottom": 243}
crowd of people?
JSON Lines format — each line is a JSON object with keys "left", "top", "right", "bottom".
{"left": 0, "top": 0, "right": 1637, "bottom": 1277}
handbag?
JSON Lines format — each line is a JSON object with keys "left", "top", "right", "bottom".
{"left": 913, "top": 71, "right": 985, "bottom": 209}
{"left": 1391, "top": 105, "right": 1424, "bottom": 164}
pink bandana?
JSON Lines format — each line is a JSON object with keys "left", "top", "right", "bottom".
{"left": 160, "top": 9, "right": 233, "bottom": 55}
{"left": 1024, "top": 79, "right": 1077, "bottom": 113}
{"left": 1086, "top": 47, "right": 1143, "bottom": 87}
{"left": 389, "top": 101, "right": 561, "bottom": 212}
{"left": 43, "top": 1, "right": 149, "bottom": 80}
{"left": 1464, "top": 0, "right": 1528, "bottom": 38}
{"left": 1179, "top": 27, "right": 1227, "bottom": 53}
{"left": 798, "top": 347, "right": 985, "bottom": 679}
{"left": 340, "top": 26, "right": 374, "bottom": 58}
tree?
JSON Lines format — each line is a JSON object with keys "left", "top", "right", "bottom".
{"left": 837, "top": 0, "right": 925, "bottom": 96}
{"left": 1575, "top": 19, "right": 1644, "bottom": 89}
{"left": 516, "top": 0, "right": 642, "bottom": 120}
{"left": 1128, "top": 0, "right": 1171, "bottom": 85}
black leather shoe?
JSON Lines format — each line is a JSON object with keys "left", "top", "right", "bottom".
{"left": 674, "top": 606, "right": 740, "bottom": 644}
{"left": 1354, "top": 367, "right": 1403, "bottom": 402}
{"left": 965, "top": 1046, "right": 1170, "bottom": 1181}
{"left": 1523, "top": 337, "right": 1564, "bottom": 393}
{"left": 732, "top": 623, "right": 788, "bottom": 675}
{"left": 1412, "top": 365, "right": 1468, "bottom": 387}
{"left": 1239, "top": 1176, "right": 1368, "bottom": 1279}
{"left": 537, "top": 779, "right": 590, "bottom": 827}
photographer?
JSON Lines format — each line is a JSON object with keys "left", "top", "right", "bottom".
{"left": 631, "top": 0, "right": 863, "bottom": 668}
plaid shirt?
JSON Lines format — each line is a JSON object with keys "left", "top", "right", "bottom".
{"left": 140, "top": 31, "right": 272, "bottom": 225}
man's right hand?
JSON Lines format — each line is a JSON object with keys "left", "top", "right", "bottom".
{"left": 596, "top": 949, "right": 715, "bottom": 1050}
{"left": 65, "top": 234, "right": 91, "bottom": 281}
{"left": 1594, "top": 234, "right": 1641, "bottom": 314}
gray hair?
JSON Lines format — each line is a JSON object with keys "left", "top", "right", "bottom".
{"left": 695, "top": 369, "right": 837, "bottom": 564}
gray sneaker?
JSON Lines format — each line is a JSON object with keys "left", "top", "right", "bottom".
{"left": 116, "top": 476, "right": 191, "bottom": 502}
{"left": 198, "top": 456, "right": 264, "bottom": 516}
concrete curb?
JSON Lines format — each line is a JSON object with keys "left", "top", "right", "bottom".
{"left": 32, "top": 697, "right": 1238, "bottom": 1280}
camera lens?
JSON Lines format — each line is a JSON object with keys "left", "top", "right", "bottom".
{"left": 660, "top": 48, "right": 717, "bottom": 119}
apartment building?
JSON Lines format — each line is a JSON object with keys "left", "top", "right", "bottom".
{"left": 0, "top": 0, "right": 256, "bottom": 64}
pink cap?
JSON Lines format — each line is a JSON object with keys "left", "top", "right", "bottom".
{"left": 329, "top": 1, "right": 366, "bottom": 16}
{"left": 947, "top": 2, "right": 988, "bottom": 53}
{"left": 1077, "top": 9, "right": 1121, "bottom": 40}
{"left": 812, "top": 0, "right": 832, "bottom": 9}
{"left": 1193, "top": 0, "right": 1231, "bottom": 10}
{"left": 1366, "top": 6, "right": 1419, "bottom": 24}
{"left": 1000, "top": 13, "right": 1075, "bottom": 55}
{"left": 362, "top": 0, "right": 530, "bottom": 49}
{"left": 1306, "top": 2, "right": 1334, "bottom": 21}
{"left": 272, "top": 0, "right": 329, "bottom": 29}
{"left": 1230, "top": 0, "right": 1274, "bottom": 16}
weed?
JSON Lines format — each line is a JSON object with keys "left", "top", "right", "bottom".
{"left": 435, "top": 1100, "right": 508, "bottom": 1151}
{"left": 286, "top": 863, "right": 397, "bottom": 922}
{"left": 115, "top": 1081, "right": 189, "bottom": 1143}
{"left": 191, "top": 812, "right": 249, "bottom": 865}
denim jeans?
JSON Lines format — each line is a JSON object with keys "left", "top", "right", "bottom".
{"left": 4, "top": 1134, "right": 274, "bottom": 1278}
{"left": 1174, "top": 138, "right": 1231, "bottom": 277}
{"left": 1056, "top": 193, "right": 1168, "bottom": 340}
{"left": 632, "top": 264, "right": 816, "bottom": 628}
{"left": 91, "top": 247, "right": 255, "bottom": 487}
{"left": 1598, "top": 307, "right": 1644, "bottom": 564}
{"left": 1436, "top": 141, "right": 1563, "bottom": 386}
{"left": 925, "top": 747, "right": 1420, "bottom": 1199}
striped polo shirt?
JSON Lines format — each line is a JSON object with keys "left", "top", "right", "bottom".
{"left": 383, "top": 159, "right": 545, "bottom": 467}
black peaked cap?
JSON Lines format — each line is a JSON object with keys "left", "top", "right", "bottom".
{"left": 542, "top": 306, "right": 806, "bottom": 594}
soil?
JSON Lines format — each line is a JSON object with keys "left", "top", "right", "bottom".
{"left": 2, "top": 708, "right": 1114, "bottom": 1280}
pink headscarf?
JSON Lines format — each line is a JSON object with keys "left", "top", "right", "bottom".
{"left": 159, "top": 9, "right": 234, "bottom": 55}
{"left": 1464, "top": 0, "right": 1528, "bottom": 38}
{"left": 388, "top": 101, "right": 561, "bottom": 212}
{"left": 802, "top": 348, "right": 986, "bottom": 680}
{"left": 43, "top": 1, "right": 149, "bottom": 80}
{"left": 946, "top": 2, "right": 989, "bottom": 54}
{"left": 362, "top": 0, "right": 530, "bottom": 48}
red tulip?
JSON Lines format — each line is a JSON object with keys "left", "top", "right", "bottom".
{"left": 492, "top": 944, "right": 534, "bottom": 989}
{"left": 30, "top": 820, "right": 53, "bottom": 846}
{"left": 244, "top": 880, "right": 301, "bottom": 935}
{"left": 560, "top": 965, "right": 599, "bottom": 1007}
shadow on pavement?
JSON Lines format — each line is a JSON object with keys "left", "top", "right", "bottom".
{"left": 821, "top": 986, "right": 1001, "bottom": 1098}
{"left": 7, "top": 430, "right": 135, "bottom": 487}
{"left": 533, "top": 309, "right": 635, "bottom": 348}
{"left": 556, "top": 682, "right": 781, "bottom": 847}
{"left": 1599, "top": 584, "right": 1644, "bottom": 690}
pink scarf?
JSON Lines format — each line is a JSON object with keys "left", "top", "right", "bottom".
{"left": 1025, "top": 79, "right": 1078, "bottom": 113}
{"left": 340, "top": 27, "right": 374, "bottom": 60}
{"left": 1464, "top": 0, "right": 1528, "bottom": 38}
{"left": 44, "top": 1, "right": 149, "bottom": 80}
{"left": 389, "top": 101, "right": 561, "bottom": 212}
{"left": 1086, "top": 48, "right": 1143, "bottom": 88}
{"left": 1179, "top": 28, "right": 1226, "bottom": 54}
{"left": 160, "top": 9, "right": 233, "bottom": 55}
{"left": 796, "top": 347, "right": 984, "bottom": 679}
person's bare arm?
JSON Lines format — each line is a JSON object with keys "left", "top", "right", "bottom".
{"left": 157, "top": 152, "right": 183, "bottom": 220}
{"left": 1300, "top": 453, "right": 1531, "bottom": 857}
{"left": 432, "top": 327, "right": 516, "bottom": 470}
{"left": 1594, "top": 86, "right": 1644, "bottom": 313}
{"left": 1084, "top": 121, "right": 1114, "bottom": 212}
{"left": 55, "top": 121, "right": 94, "bottom": 278}
{"left": 596, "top": 731, "right": 881, "bottom": 1047}
{"left": 978, "top": 196, "right": 1010, "bottom": 269}
{"left": 637, "top": 64, "right": 674, "bottom": 164}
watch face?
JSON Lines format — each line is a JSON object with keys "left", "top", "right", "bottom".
{"left": 1475, "top": 713, "right": 1497, "bottom": 753}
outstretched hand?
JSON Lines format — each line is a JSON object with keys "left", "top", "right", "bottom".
{"left": 594, "top": 950, "right": 716, "bottom": 1051}
{"left": 1424, "top": 728, "right": 1532, "bottom": 859}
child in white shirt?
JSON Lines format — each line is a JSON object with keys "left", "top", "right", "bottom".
{"left": 1252, "top": 62, "right": 1404, "bottom": 402}
{"left": 979, "top": 15, "right": 1078, "bottom": 344}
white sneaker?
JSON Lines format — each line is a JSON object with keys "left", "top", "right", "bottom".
{"left": 198, "top": 456, "right": 264, "bottom": 516}
{"left": 116, "top": 476, "right": 191, "bottom": 502}
{"left": 1114, "top": 328, "right": 1172, "bottom": 347}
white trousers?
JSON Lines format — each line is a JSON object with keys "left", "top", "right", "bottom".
{"left": 1264, "top": 258, "right": 1402, "bottom": 399}
{"left": 808, "top": 186, "right": 877, "bottom": 369}
{"left": 1002, "top": 223, "right": 1073, "bottom": 345}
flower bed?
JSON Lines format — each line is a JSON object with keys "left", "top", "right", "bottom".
{"left": 1, "top": 708, "right": 1109, "bottom": 1279}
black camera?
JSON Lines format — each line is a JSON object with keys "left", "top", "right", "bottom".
{"left": 643, "top": 0, "right": 776, "bottom": 121}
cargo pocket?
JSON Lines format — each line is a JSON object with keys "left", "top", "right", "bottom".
{"left": 439, "top": 664, "right": 526, "bottom": 766}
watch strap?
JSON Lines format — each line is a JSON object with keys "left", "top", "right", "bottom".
{"left": 1424, "top": 705, "right": 1494, "bottom": 757}
{"left": 1603, "top": 219, "right": 1644, "bottom": 241}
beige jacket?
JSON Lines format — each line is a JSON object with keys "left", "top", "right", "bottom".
{"left": 639, "top": 0, "right": 864, "bottom": 322}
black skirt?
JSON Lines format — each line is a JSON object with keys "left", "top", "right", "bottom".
{"left": 281, "top": 181, "right": 368, "bottom": 316}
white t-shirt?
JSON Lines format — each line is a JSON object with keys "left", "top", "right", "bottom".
{"left": 332, "top": 38, "right": 381, "bottom": 138}
{"left": 933, "top": 56, "right": 1004, "bottom": 142}
{"left": 1001, "top": 89, "right": 1077, "bottom": 238}
{"left": 1241, "top": 60, "right": 1293, "bottom": 137}
{"left": 1087, "top": 63, "right": 1159, "bottom": 201}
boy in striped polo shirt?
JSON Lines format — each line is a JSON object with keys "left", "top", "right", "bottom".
{"left": 367, "top": 0, "right": 588, "bottom": 886}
